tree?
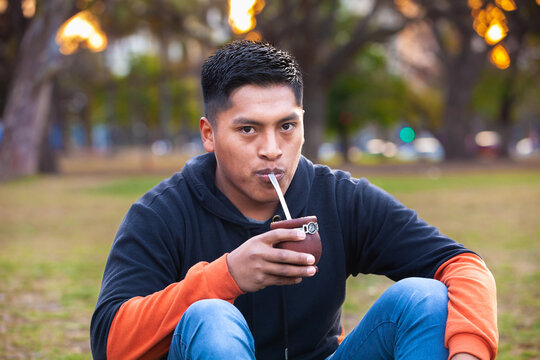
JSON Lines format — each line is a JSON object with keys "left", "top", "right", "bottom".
{"left": 0, "top": 0, "right": 30, "bottom": 116}
{"left": 98, "top": 0, "right": 227, "bottom": 141}
{"left": 396, "top": 0, "right": 540, "bottom": 159}
{"left": 327, "top": 45, "right": 417, "bottom": 162}
{"left": 491, "top": 0, "right": 540, "bottom": 156}
{"left": 256, "top": 0, "right": 407, "bottom": 161}
{"left": 0, "top": 0, "right": 226, "bottom": 180}
{"left": 0, "top": 0, "right": 76, "bottom": 180}
{"left": 399, "top": 0, "right": 489, "bottom": 159}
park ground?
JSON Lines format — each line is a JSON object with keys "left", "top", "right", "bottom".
{"left": 0, "top": 150, "right": 539, "bottom": 359}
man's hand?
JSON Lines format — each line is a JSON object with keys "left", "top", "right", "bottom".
{"left": 226, "top": 228, "right": 317, "bottom": 292}
{"left": 451, "top": 353, "right": 480, "bottom": 360}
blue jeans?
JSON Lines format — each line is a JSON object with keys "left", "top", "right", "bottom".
{"left": 168, "top": 278, "right": 449, "bottom": 360}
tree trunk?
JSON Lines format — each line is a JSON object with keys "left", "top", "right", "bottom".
{"left": 497, "top": 30, "right": 524, "bottom": 158}
{"left": 439, "top": 45, "right": 486, "bottom": 160}
{"left": 0, "top": 0, "right": 73, "bottom": 180}
{"left": 1, "top": 80, "right": 53, "bottom": 179}
{"left": 337, "top": 111, "right": 354, "bottom": 163}
{"left": 38, "top": 80, "right": 62, "bottom": 173}
{"left": 82, "top": 101, "right": 93, "bottom": 149}
{"left": 302, "top": 80, "right": 327, "bottom": 161}
{"left": 158, "top": 27, "right": 172, "bottom": 140}
{"left": 0, "top": 0, "right": 29, "bottom": 115}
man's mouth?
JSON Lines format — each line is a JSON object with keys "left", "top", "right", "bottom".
{"left": 256, "top": 168, "right": 285, "bottom": 182}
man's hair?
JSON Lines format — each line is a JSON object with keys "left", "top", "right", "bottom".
{"left": 201, "top": 40, "right": 303, "bottom": 126}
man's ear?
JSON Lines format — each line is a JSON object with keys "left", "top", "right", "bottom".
{"left": 301, "top": 109, "right": 306, "bottom": 145}
{"left": 200, "top": 117, "right": 215, "bottom": 152}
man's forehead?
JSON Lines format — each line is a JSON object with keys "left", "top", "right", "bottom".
{"left": 229, "top": 83, "right": 298, "bottom": 100}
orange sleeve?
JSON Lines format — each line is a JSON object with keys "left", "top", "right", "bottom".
{"left": 434, "top": 253, "right": 498, "bottom": 360}
{"left": 106, "top": 254, "right": 245, "bottom": 360}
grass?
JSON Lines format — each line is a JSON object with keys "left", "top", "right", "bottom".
{"left": 0, "top": 159, "right": 539, "bottom": 359}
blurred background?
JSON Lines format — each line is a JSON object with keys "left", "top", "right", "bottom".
{"left": 1, "top": 1, "right": 540, "bottom": 359}
{"left": 1, "top": 0, "right": 540, "bottom": 178}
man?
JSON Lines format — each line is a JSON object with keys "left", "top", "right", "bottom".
{"left": 91, "top": 41, "right": 497, "bottom": 360}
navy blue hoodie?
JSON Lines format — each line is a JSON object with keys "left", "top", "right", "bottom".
{"left": 91, "top": 153, "right": 470, "bottom": 359}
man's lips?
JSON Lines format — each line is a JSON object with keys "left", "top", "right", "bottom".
{"left": 255, "top": 168, "right": 285, "bottom": 182}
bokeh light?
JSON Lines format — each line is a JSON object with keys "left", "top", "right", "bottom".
{"left": 399, "top": 127, "right": 416, "bottom": 143}
{"left": 0, "top": 0, "right": 7, "bottom": 14}
{"left": 471, "top": 4, "right": 508, "bottom": 40}
{"left": 0, "top": 0, "right": 35, "bottom": 17}
{"left": 55, "top": 10, "right": 107, "bottom": 55}
{"left": 244, "top": 30, "right": 262, "bottom": 41}
{"left": 475, "top": 131, "right": 501, "bottom": 147}
{"left": 495, "top": 0, "right": 517, "bottom": 11}
{"left": 468, "top": 0, "right": 483, "bottom": 10}
{"left": 413, "top": 137, "right": 440, "bottom": 154}
{"left": 228, "top": 0, "right": 265, "bottom": 34}
{"left": 469, "top": 0, "right": 519, "bottom": 70}
{"left": 366, "top": 139, "right": 385, "bottom": 155}
{"left": 490, "top": 44, "right": 511, "bottom": 69}
{"left": 21, "top": 0, "right": 35, "bottom": 18}
{"left": 515, "top": 138, "right": 533, "bottom": 156}
{"left": 394, "top": 0, "right": 423, "bottom": 18}
{"left": 485, "top": 21, "right": 507, "bottom": 45}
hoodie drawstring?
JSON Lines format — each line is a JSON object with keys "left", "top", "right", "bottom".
{"left": 281, "top": 287, "right": 289, "bottom": 360}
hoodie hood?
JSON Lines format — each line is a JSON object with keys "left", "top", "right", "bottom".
{"left": 182, "top": 152, "right": 315, "bottom": 228}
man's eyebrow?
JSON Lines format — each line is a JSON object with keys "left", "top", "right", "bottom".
{"left": 278, "top": 113, "right": 301, "bottom": 123}
{"left": 231, "top": 113, "right": 300, "bottom": 126}
{"left": 231, "top": 117, "right": 263, "bottom": 126}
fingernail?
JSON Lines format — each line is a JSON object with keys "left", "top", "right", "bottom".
{"left": 306, "top": 254, "right": 315, "bottom": 264}
{"left": 296, "top": 230, "right": 306, "bottom": 239}
{"left": 307, "top": 266, "right": 316, "bottom": 276}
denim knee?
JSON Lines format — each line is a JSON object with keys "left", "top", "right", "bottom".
{"left": 387, "top": 277, "right": 449, "bottom": 327}
{"left": 394, "top": 277, "right": 448, "bottom": 310}
{"left": 183, "top": 298, "right": 239, "bottom": 320}
{"left": 172, "top": 299, "right": 255, "bottom": 359}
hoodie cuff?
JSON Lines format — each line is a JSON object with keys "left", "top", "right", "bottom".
{"left": 205, "top": 253, "right": 246, "bottom": 301}
{"left": 448, "top": 333, "right": 492, "bottom": 360}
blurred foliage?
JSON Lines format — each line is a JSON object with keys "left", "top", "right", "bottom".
{"left": 256, "top": 0, "right": 408, "bottom": 159}
{"left": 328, "top": 45, "right": 416, "bottom": 135}
{"left": 48, "top": 0, "right": 220, "bottom": 147}
{"left": 472, "top": 61, "right": 540, "bottom": 129}
{"left": 472, "top": 69, "right": 508, "bottom": 121}
{"left": 58, "top": 51, "right": 202, "bottom": 146}
{"left": 2, "top": 0, "right": 540, "bottom": 176}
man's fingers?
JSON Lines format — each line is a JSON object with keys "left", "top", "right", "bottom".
{"left": 264, "top": 247, "right": 316, "bottom": 266}
{"left": 227, "top": 229, "right": 317, "bottom": 292}
{"left": 259, "top": 228, "right": 306, "bottom": 246}
{"left": 262, "top": 262, "right": 317, "bottom": 278}
{"left": 257, "top": 229, "right": 316, "bottom": 264}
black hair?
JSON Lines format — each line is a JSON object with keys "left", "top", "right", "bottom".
{"left": 201, "top": 40, "right": 303, "bottom": 126}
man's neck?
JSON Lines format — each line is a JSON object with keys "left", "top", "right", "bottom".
{"left": 238, "top": 202, "right": 279, "bottom": 222}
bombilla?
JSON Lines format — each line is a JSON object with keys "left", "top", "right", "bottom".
{"left": 268, "top": 173, "right": 292, "bottom": 220}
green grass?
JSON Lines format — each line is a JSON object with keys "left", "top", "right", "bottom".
{"left": 0, "top": 168, "right": 539, "bottom": 358}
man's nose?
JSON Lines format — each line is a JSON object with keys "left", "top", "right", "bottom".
{"left": 258, "top": 131, "right": 283, "bottom": 160}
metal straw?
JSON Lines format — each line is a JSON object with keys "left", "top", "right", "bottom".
{"left": 268, "top": 173, "right": 292, "bottom": 220}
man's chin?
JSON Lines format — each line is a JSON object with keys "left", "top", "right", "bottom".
{"left": 249, "top": 192, "right": 281, "bottom": 207}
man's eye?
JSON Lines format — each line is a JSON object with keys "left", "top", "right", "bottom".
{"left": 282, "top": 123, "right": 296, "bottom": 131}
{"left": 240, "top": 126, "right": 255, "bottom": 134}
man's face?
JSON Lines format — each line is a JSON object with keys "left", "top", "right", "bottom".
{"left": 200, "top": 84, "right": 304, "bottom": 220}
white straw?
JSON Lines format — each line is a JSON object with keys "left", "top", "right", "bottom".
{"left": 268, "top": 173, "right": 292, "bottom": 220}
